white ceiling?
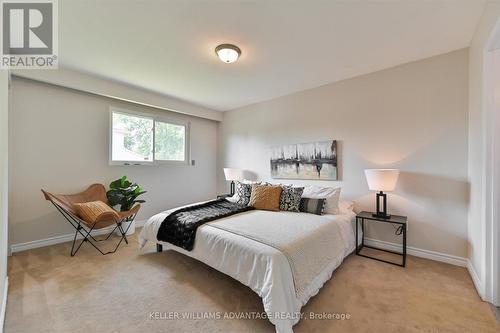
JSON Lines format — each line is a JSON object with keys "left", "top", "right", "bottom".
{"left": 59, "top": 0, "right": 485, "bottom": 111}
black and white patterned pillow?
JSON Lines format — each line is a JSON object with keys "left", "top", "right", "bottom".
{"left": 299, "top": 198, "right": 326, "bottom": 215}
{"left": 279, "top": 186, "right": 304, "bottom": 212}
{"left": 235, "top": 181, "right": 252, "bottom": 206}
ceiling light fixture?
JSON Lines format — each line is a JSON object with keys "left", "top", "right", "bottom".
{"left": 215, "top": 44, "right": 241, "bottom": 63}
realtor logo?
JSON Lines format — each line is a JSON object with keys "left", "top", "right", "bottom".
{"left": 1, "top": 0, "right": 58, "bottom": 68}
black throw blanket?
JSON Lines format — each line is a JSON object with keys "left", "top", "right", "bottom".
{"left": 156, "top": 199, "right": 254, "bottom": 251}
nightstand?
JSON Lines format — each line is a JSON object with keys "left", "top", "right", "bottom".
{"left": 217, "top": 194, "right": 232, "bottom": 199}
{"left": 355, "top": 211, "right": 407, "bottom": 267}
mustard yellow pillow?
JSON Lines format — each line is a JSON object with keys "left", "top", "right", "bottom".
{"left": 248, "top": 184, "right": 282, "bottom": 211}
{"left": 73, "top": 201, "right": 118, "bottom": 223}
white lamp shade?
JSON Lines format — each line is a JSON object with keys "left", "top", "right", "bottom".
{"left": 364, "top": 169, "right": 400, "bottom": 192}
{"left": 223, "top": 168, "right": 242, "bottom": 181}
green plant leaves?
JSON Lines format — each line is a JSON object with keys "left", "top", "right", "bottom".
{"left": 106, "top": 176, "right": 147, "bottom": 211}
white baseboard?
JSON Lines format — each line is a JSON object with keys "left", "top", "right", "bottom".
{"left": 364, "top": 237, "right": 467, "bottom": 267}
{"left": 0, "top": 277, "right": 8, "bottom": 333}
{"left": 10, "top": 220, "right": 146, "bottom": 253}
{"left": 466, "top": 259, "right": 484, "bottom": 299}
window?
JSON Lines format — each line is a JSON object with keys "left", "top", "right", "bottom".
{"left": 155, "top": 121, "right": 186, "bottom": 161}
{"left": 110, "top": 108, "right": 189, "bottom": 165}
{"left": 112, "top": 112, "right": 153, "bottom": 162}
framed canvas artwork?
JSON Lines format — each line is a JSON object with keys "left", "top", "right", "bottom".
{"left": 270, "top": 140, "right": 338, "bottom": 180}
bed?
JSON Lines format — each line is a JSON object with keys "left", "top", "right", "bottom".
{"left": 139, "top": 202, "right": 356, "bottom": 333}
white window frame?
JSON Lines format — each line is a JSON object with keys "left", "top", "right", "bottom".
{"left": 109, "top": 107, "right": 191, "bottom": 166}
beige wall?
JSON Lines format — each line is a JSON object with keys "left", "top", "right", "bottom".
{"left": 0, "top": 70, "right": 9, "bottom": 327}
{"left": 9, "top": 77, "right": 218, "bottom": 246}
{"left": 13, "top": 68, "right": 223, "bottom": 121}
{"left": 467, "top": 1, "right": 500, "bottom": 299}
{"left": 218, "top": 49, "right": 469, "bottom": 258}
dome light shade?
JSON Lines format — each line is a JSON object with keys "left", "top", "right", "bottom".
{"left": 215, "top": 44, "right": 241, "bottom": 63}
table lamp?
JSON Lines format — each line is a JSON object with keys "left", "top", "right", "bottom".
{"left": 364, "top": 169, "right": 400, "bottom": 219}
{"left": 223, "top": 168, "right": 242, "bottom": 196}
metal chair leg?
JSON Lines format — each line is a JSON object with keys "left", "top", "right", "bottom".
{"left": 117, "top": 223, "right": 129, "bottom": 244}
{"left": 51, "top": 202, "right": 135, "bottom": 256}
{"left": 70, "top": 223, "right": 99, "bottom": 256}
{"left": 70, "top": 227, "right": 80, "bottom": 257}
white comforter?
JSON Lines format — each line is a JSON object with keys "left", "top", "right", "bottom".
{"left": 139, "top": 206, "right": 356, "bottom": 333}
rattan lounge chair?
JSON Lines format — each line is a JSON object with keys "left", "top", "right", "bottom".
{"left": 42, "top": 184, "right": 140, "bottom": 256}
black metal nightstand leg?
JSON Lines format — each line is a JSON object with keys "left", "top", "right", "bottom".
{"left": 355, "top": 217, "right": 359, "bottom": 254}
{"left": 403, "top": 225, "right": 407, "bottom": 267}
{"left": 361, "top": 219, "right": 365, "bottom": 247}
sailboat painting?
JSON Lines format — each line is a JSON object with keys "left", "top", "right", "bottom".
{"left": 270, "top": 140, "right": 338, "bottom": 180}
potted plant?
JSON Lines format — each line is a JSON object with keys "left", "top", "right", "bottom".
{"left": 106, "top": 176, "right": 146, "bottom": 235}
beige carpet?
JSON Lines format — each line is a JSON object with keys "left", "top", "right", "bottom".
{"left": 5, "top": 230, "right": 499, "bottom": 333}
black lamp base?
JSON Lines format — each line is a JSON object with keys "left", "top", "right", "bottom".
{"left": 230, "top": 181, "right": 235, "bottom": 196}
{"left": 372, "top": 212, "right": 391, "bottom": 219}
{"left": 373, "top": 191, "right": 390, "bottom": 219}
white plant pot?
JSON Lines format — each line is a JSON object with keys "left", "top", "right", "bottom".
{"left": 122, "top": 220, "right": 136, "bottom": 235}
{"left": 115, "top": 219, "right": 136, "bottom": 236}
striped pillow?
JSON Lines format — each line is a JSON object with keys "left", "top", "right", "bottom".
{"left": 299, "top": 198, "right": 326, "bottom": 215}
{"left": 73, "top": 201, "right": 119, "bottom": 223}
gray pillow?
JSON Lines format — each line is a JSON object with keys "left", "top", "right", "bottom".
{"left": 299, "top": 198, "right": 326, "bottom": 215}
{"left": 279, "top": 186, "right": 304, "bottom": 212}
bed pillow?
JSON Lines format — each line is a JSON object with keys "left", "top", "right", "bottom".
{"left": 226, "top": 194, "right": 238, "bottom": 203}
{"left": 248, "top": 184, "right": 282, "bottom": 211}
{"left": 338, "top": 200, "right": 354, "bottom": 214}
{"left": 226, "top": 180, "right": 260, "bottom": 204}
{"left": 234, "top": 181, "right": 253, "bottom": 205}
{"left": 279, "top": 186, "right": 304, "bottom": 212}
{"left": 302, "top": 186, "right": 341, "bottom": 214}
{"left": 73, "top": 201, "right": 119, "bottom": 223}
{"left": 299, "top": 198, "right": 326, "bottom": 215}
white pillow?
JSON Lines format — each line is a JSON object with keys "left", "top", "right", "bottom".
{"left": 226, "top": 194, "right": 239, "bottom": 203}
{"left": 338, "top": 200, "right": 354, "bottom": 214}
{"left": 302, "top": 186, "right": 341, "bottom": 214}
{"left": 241, "top": 179, "right": 260, "bottom": 184}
